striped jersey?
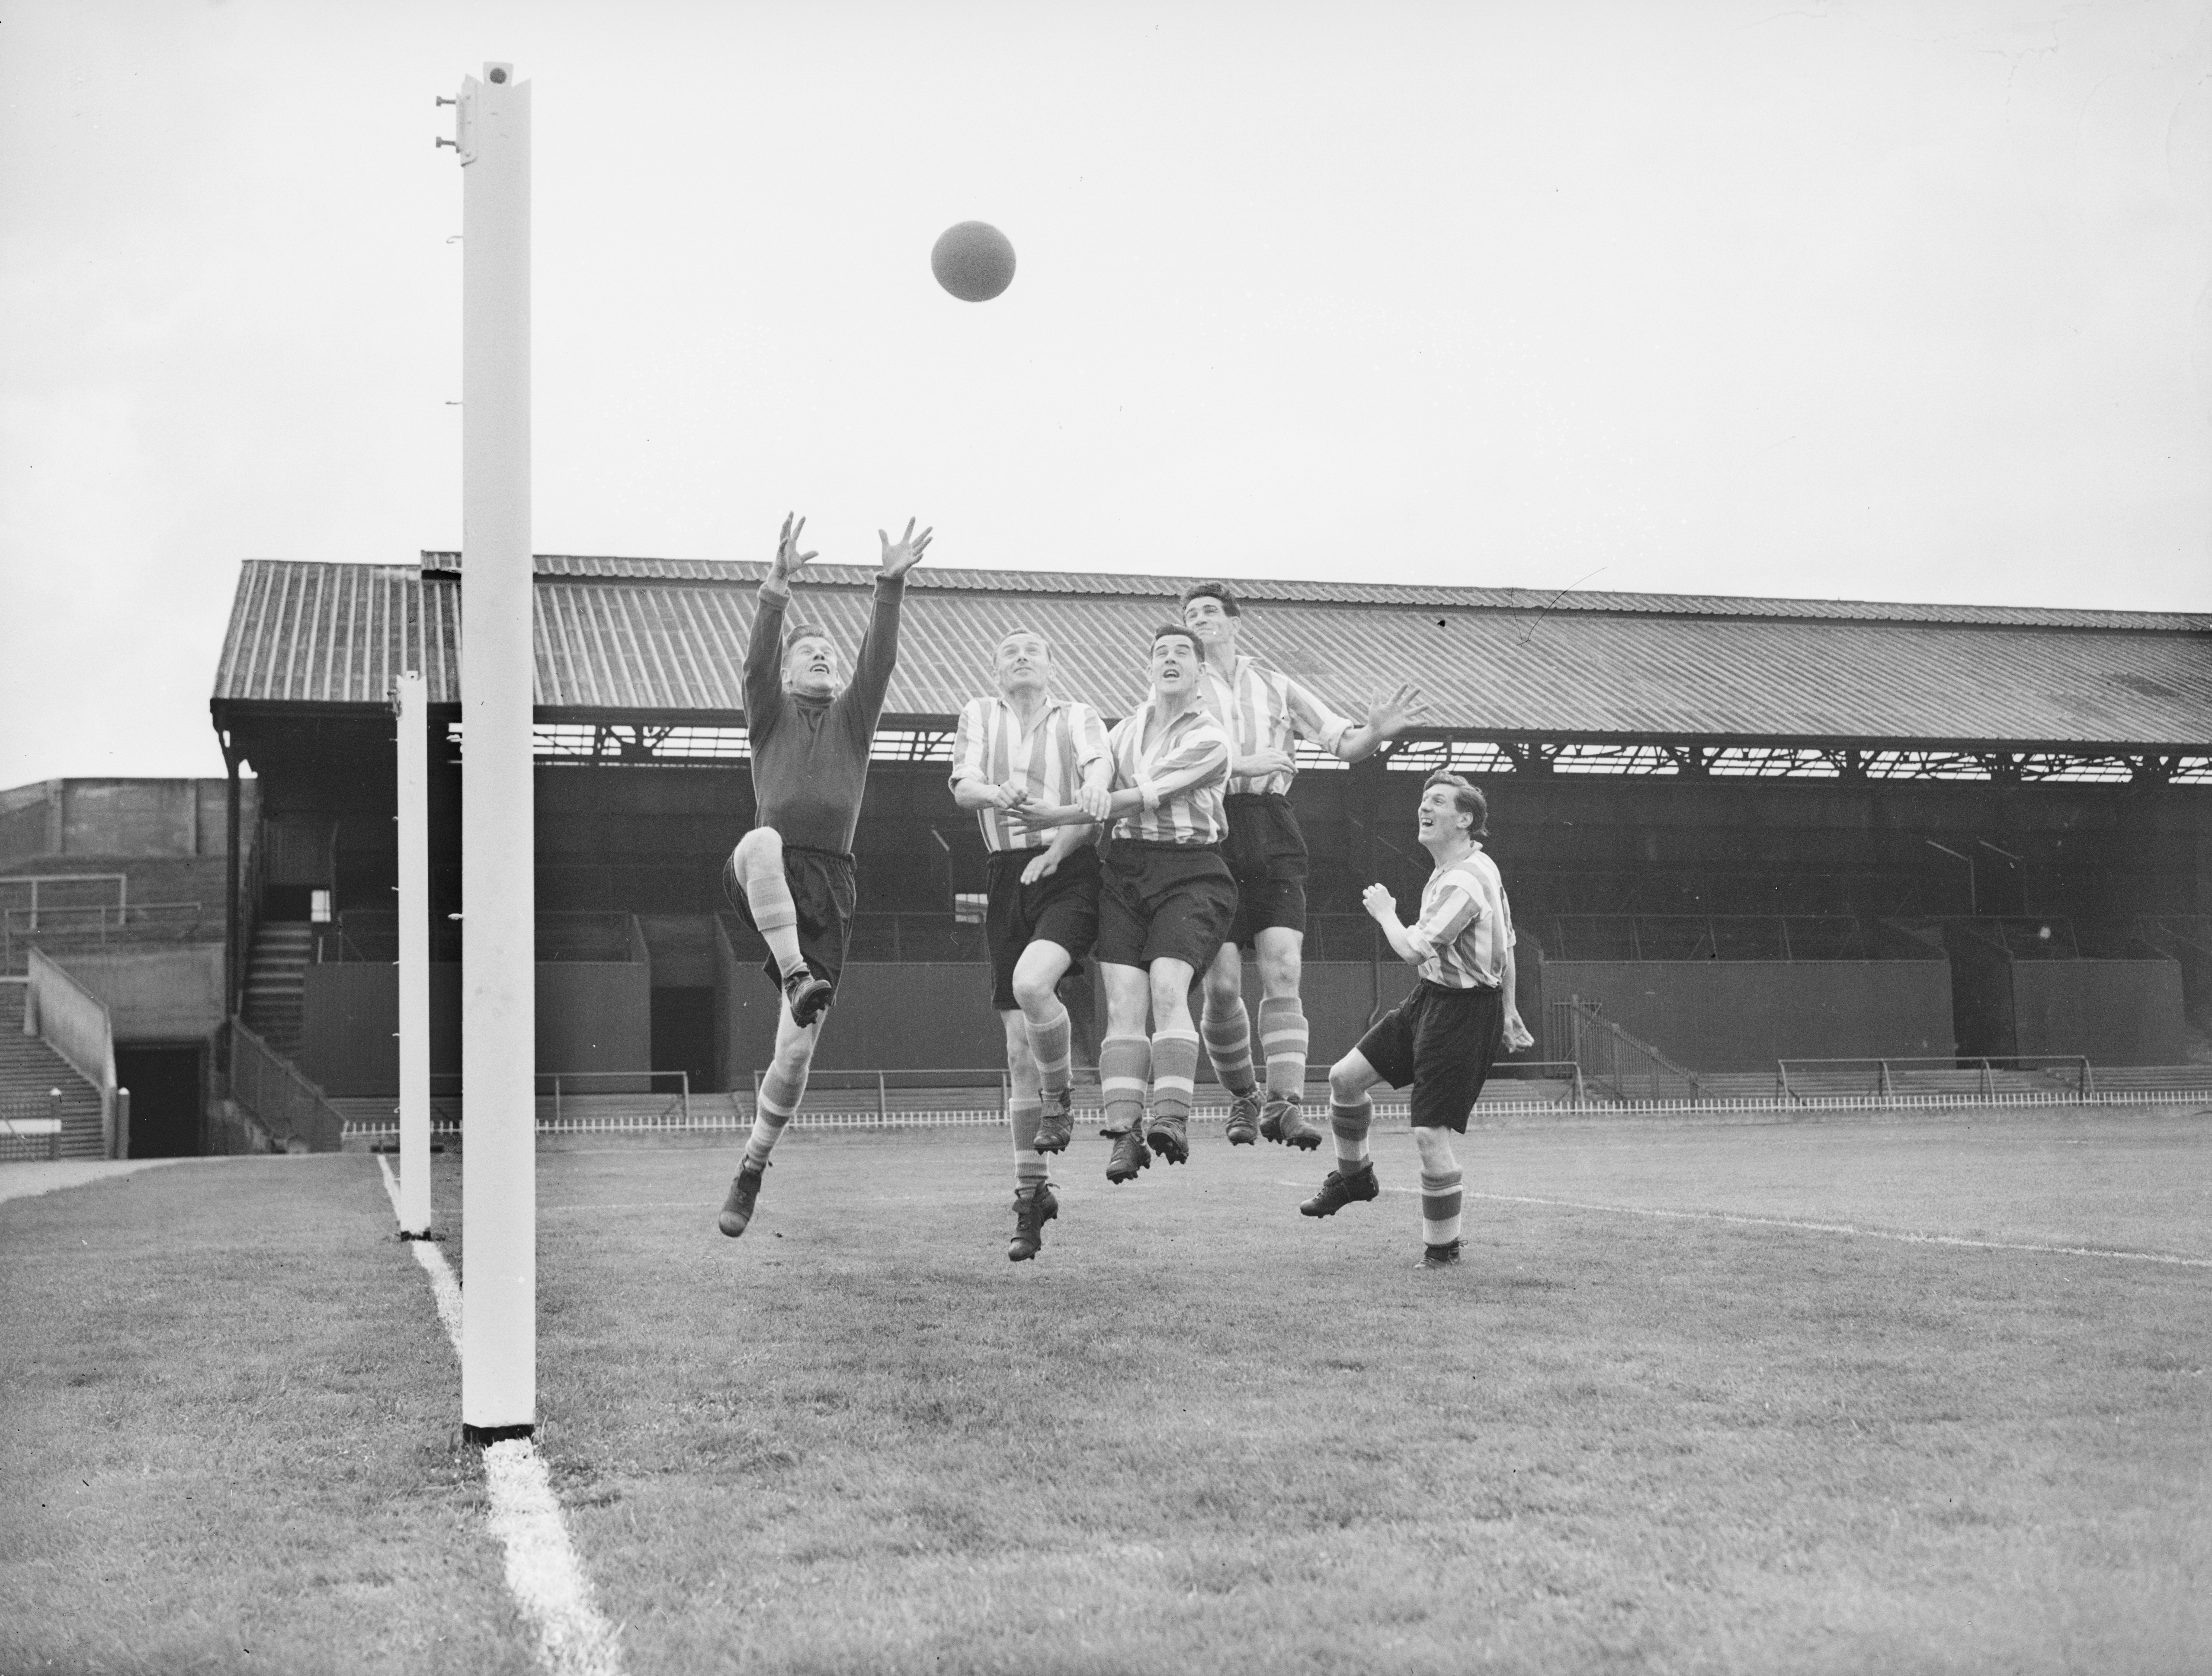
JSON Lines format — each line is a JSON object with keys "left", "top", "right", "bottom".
{"left": 1404, "top": 845, "right": 1516, "bottom": 990}
{"left": 1104, "top": 697, "right": 1232, "bottom": 846}
{"left": 948, "top": 694, "right": 1113, "bottom": 852}
{"left": 1198, "top": 653, "right": 1355, "bottom": 797}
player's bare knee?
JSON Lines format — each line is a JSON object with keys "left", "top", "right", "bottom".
{"left": 733, "top": 827, "right": 782, "bottom": 872}
{"left": 1329, "top": 1056, "right": 1369, "bottom": 1103}
{"left": 1199, "top": 967, "right": 1241, "bottom": 1012}
{"left": 1010, "top": 969, "right": 1055, "bottom": 1016}
{"left": 1412, "top": 1126, "right": 1456, "bottom": 1171}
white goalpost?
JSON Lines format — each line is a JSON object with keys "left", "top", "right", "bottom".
{"left": 454, "top": 61, "right": 536, "bottom": 1442}
{"left": 394, "top": 668, "right": 432, "bottom": 1240}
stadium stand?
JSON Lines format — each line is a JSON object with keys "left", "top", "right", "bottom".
{"left": 191, "top": 553, "right": 2211, "bottom": 1123}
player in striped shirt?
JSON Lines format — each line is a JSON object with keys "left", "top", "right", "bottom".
{"left": 1181, "top": 581, "right": 1424, "bottom": 1150}
{"left": 1013, "top": 625, "right": 1235, "bottom": 1183}
{"left": 1298, "top": 771, "right": 1534, "bottom": 1269}
{"left": 948, "top": 628, "right": 1113, "bottom": 1262}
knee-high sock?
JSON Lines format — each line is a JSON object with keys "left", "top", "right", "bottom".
{"left": 1420, "top": 1166, "right": 1465, "bottom": 1247}
{"left": 1098, "top": 1034, "right": 1150, "bottom": 1134}
{"left": 1025, "top": 1001, "right": 1074, "bottom": 1095}
{"left": 1010, "top": 1096, "right": 1047, "bottom": 1192}
{"left": 1200, "top": 997, "right": 1257, "bottom": 1096}
{"left": 746, "top": 1056, "right": 810, "bottom": 1168}
{"left": 1258, "top": 996, "right": 1310, "bottom": 1102}
{"left": 733, "top": 838, "right": 805, "bottom": 977}
{"left": 1330, "top": 1098, "right": 1372, "bottom": 1173}
{"left": 1149, "top": 1028, "right": 1201, "bottom": 1124}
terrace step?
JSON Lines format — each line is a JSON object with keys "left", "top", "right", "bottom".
{"left": 241, "top": 922, "right": 311, "bottom": 1058}
{"left": 0, "top": 983, "right": 108, "bottom": 1158}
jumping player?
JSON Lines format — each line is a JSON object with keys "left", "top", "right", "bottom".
{"left": 716, "top": 512, "right": 931, "bottom": 1239}
{"left": 1180, "top": 582, "right": 1423, "bottom": 1149}
{"left": 1298, "top": 771, "right": 1534, "bottom": 1268}
{"left": 948, "top": 628, "right": 1113, "bottom": 1262}
{"left": 1015, "top": 625, "right": 1234, "bottom": 1183}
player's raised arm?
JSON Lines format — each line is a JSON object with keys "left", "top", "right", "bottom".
{"left": 878, "top": 517, "right": 932, "bottom": 580}
{"left": 1329, "top": 681, "right": 1428, "bottom": 763}
{"left": 760, "top": 511, "right": 817, "bottom": 601}
{"left": 747, "top": 513, "right": 817, "bottom": 740}
{"left": 844, "top": 517, "right": 931, "bottom": 738}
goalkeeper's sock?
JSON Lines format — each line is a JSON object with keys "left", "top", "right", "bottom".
{"left": 1008, "top": 1096, "right": 1047, "bottom": 1193}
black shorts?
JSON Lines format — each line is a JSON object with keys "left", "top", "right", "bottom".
{"left": 985, "top": 846, "right": 1101, "bottom": 1011}
{"left": 1095, "top": 840, "right": 1238, "bottom": 974}
{"left": 1353, "top": 981, "right": 1503, "bottom": 1132}
{"left": 721, "top": 841, "right": 857, "bottom": 993}
{"left": 1222, "top": 793, "right": 1308, "bottom": 946}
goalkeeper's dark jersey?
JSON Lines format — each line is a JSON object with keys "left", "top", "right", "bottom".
{"left": 743, "top": 575, "right": 907, "bottom": 856}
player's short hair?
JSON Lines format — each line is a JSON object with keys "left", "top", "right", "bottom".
{"left": 1150, "top": 624, "right": 1206, "bottom": 663}
{"left": 1424, "top": 770, "right": 1489, "bottom": 837}
{"left": 1180, "top": 580, "right": 1241, "bottom": 617}
{"left": 782, "top": 622, "right": 834, "bottom": 658}
{"left": 996, "top": 625, "right": 1055, "bottom": 661}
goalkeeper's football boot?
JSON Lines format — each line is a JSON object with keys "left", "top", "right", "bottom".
{"left": 1007, "top": 1183, "right": 1059, "bottom": 1263}
{"left": 1420, "top": 1239, "right": 1464, "bottom": 1270}
{"left": 1033, "top": 1084, "right": 1076, "bottom": 1154}
{"left": 1223, "top": 1091, "right": 1262, "bottom": 1147}
{"left": 1145, "top": 1112, "right": 1190, "bottom": 1166}
{"left": 716, "top": 1159, "right": 769, "bottom": 1238}
{"left": 1104, "top": 1127, "right": 1151, "bottom": 1184}
{"left": 1271, "top": 1093, "right": 1325, "bottom": 1152}
{"left": 1298, "top": 1162, "right": 1379, "bottom": 1218}
{"left": 782, "top": 967, "right": 834, "bottom": 1028}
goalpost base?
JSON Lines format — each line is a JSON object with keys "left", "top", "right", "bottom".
{"left": 463, "top": 1423, "right": 537, "bottom": 1448}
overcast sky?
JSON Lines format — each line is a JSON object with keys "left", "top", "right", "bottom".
{"left": 3, "top": 0, "right": 2207, "bottom": 789}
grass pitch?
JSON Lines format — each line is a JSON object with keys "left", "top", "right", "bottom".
{"left": 4, "top": 1108, "right": 2209, "bottom": 1674}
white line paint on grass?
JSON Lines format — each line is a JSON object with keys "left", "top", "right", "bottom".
{"left": 379, "top": 1157, "right": 464, "bottom": 1346}
{"left": 376, "top": 1156, "right": 628, "bottom": 1676}
{"left": 479, "top": 1442, "right": 628, "bottom": 1676}
{"left": 1278, "top": 1175, "right": 2212, "bottom": 1269}
{"left": 1466, "top": 1190, "right": 2212, "bottom": 1269}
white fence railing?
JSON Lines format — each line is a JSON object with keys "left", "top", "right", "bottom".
{"left": 26, "top": 947, "right": 119, "bottom": 1157}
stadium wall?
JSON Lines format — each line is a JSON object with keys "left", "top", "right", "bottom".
{"left": 2013, "top": 960, "right": 2186, "bottom": 1065}
{"left": 224, "top": 722, "right": 2208, "bottom": 1080}
{"left": 1532, "top": 960, "right": 1958, "bottom": 1072}
{"left": 0, "top": 778, "right": 250, "bottom": 863}
{"left": 711, "top": 958, "right": 1509, "bottom": 1088}
{"left": 301, "top": 962, "right": 652, "bottom": 1096}
{"left": 57, "top": 948, "right": 226, "bottom": 1043}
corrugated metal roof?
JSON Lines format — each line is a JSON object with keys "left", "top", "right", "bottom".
{"left": 420, "top": 550, "right": 2212, "bottom": 632}
{"left": 215, "top": 559, "right": 2212, "bottom": 748}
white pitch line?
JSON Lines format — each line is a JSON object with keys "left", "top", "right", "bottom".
{"left": 1278, "top": 1175, "right": 2212, "bottom": 1269}
{"left": 376, "top": 1157, "right": 628, "bottom": 1676}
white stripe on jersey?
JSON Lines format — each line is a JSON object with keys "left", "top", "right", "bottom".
{"left": 1404, "top": 845, "right": 1516, "bottom": 989}
{"left": 1106, "top": 698, "right": 1232, "bottom": 846}
{"left": 949, "top": 695, "right": 1112, "bottom": 852}
{"left": 1200, "top": 654, "right": 1354, "bottom": 797}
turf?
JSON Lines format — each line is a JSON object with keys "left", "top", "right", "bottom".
{"left": 4, "top": 1108, "right": 2208, "bottom": 1674}
{"left": 0, "top": 1157, "right": 535, "bottom": 1676}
